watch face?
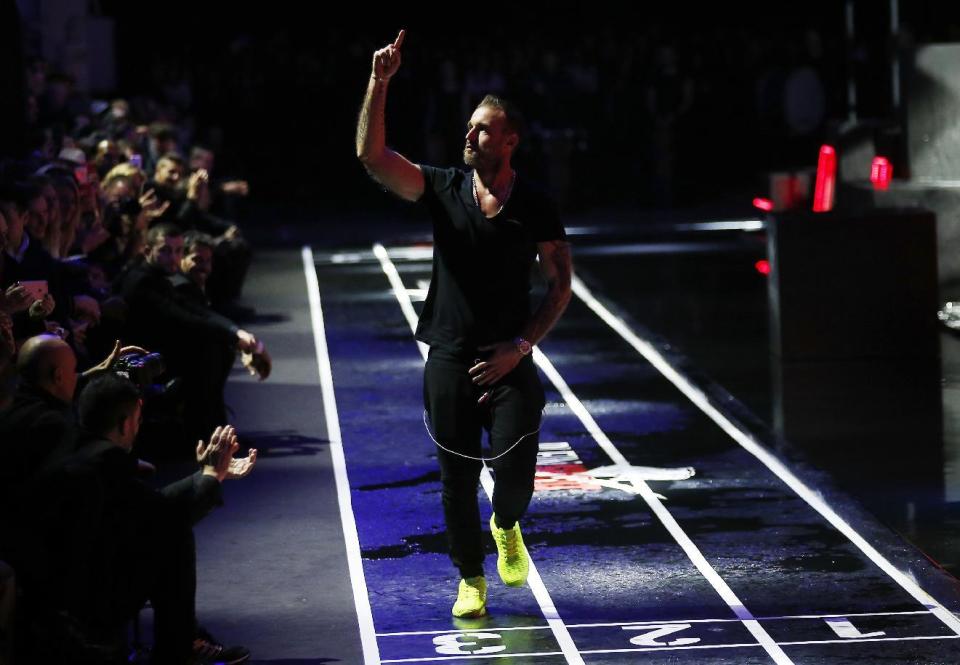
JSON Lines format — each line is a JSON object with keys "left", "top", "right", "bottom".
{"left": 516, "top": 338, "right": 531, "bottom": 355}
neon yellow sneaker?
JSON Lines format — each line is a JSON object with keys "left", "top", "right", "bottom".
{"left": 452, "top": 576, "right": 487, "bottom": 618}
{"left": 489, "top": 513, "right": 529, "bottom": 587}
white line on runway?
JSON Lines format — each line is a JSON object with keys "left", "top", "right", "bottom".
{"left": 380, "top": 635, "right": 960, "bottom": 663}
{"left": 566, "top": 219, "right": 765, "bottom": 235}
{"left": 570, "top": 274, "right": 960, "bottom": 637}
{"left": 373, "top": 243, "right": 586, "bottom": 665}
{"left": 303, "top": 246, "right": 381, "bottom": 664}
{"left": 579, "top": 633, "right": 960, "bottom": 657}
{"left": 571, "top": 609, "right": 936, "bottom": 628}
{"left": 380, "top": 652, "right": 564, "bottom": 663}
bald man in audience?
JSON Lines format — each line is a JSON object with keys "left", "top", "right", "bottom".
{"left": 0, "top": 335, "right": 80, "bottom": 660}
{"left": 0, "top": 334, "right": 78, "bottom": 485}
{"left": 0, "top": 333, "right": 132, "bottom": 497}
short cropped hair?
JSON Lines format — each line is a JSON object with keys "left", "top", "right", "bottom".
{"left": 149, "top": 123, "right": 177, "bottom": 142}
{"left": 156, "top": 152, "right": 185, "bottom": 168}
{"left": 102, "top": 162, "right": 146, "bottom": 190}
{"left": 478, "top": 94, "right": 526, "bottom": 140}
{"left": 78, "top": 373, "right": 141, "bottom": 437}
{"left": 183, "top": 230, "right": 215, "bottom": 255}
{"left": 145, "top": 223, "right": 183, "bottom": 248}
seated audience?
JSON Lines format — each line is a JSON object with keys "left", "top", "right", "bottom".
{"left": 116, "top": 224, "right": 260, "bottom": 443}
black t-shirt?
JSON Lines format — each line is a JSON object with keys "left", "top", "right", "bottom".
{"left": 415, "top": 166, "right": 566, "bottom": 356}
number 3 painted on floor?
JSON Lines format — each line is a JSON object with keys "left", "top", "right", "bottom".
{"left": 433, "top": 632, "right": 506, "bottom": 655}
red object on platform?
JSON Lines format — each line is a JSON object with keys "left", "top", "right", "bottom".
{"left": 813, "top": 145, "right": 836, "bottom": 212}
{"left": 752, "top": 197, "right": 774, "bottom": 212}
{"left": 755, "top": 259, "right": 771, "bottom": 276}
{"left": 870, "top": 156, "right": 893, "bottom": 190}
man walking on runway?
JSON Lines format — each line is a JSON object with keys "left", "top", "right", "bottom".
{"left": 356, "top": 30, "right": 572, "bottom": 618}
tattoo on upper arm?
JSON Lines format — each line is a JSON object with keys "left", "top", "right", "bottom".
{"left": 532, "top": 241, "right": 573, "bottom": 336}
{"left": 543, "top": 240, "right": 572, "bottom": 284}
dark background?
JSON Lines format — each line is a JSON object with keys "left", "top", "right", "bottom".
{"left": 85, "top": 1, "right": 960, "bottom": 217}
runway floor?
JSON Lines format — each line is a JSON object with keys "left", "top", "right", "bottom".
{"left": 293, "top": 224, "right": 960, "bottom": 663}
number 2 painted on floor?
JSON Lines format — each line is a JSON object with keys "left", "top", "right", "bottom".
{"left": 623, "top": 623, "right": 701, "bottom": 647}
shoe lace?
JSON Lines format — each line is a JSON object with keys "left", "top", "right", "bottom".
{"left": 496, "top": 527, "right": 520, "bottom": 560}
{"left": 461, "top": 579, "right": 483, "bottom": 601}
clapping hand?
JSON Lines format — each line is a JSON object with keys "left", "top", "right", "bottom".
{"left": 227, "top": 447, "right": 257, "bottom": 479}
{"left": 196, "top": 425, "right": 257, "bottom": 481}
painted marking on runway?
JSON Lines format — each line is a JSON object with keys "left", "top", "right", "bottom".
{"left": 574, "top": 634, "right": 960, "bottom": 658}
{"left": 373, "top": 244, "right": 586, "bottom": 665}
{"left": 569, "top": 273, "right": 960, "bottom": 637}
{"left": 535, "top": 442, "right": 602, "bottom": 492}
{"left": 380, "top": 636, "right": 960, "bottom": 662}
{"left": 377, "top": 609, "right": 937, "bottom": 635}
{"left": 303, "top": 246, "right": 381, "bottom": 664}
{"left": 376, "top": 610, "right": 957, "bottom": 662}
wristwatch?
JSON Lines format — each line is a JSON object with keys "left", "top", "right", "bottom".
{"left": 513, "top": 336, "right": 532, "bottom": 356}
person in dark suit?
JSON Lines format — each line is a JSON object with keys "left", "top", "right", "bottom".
{"left": 58, "top": 373, "right": 256, "bottom": 664}
{"left": 173, "top": 231, "right": 270, "bottom": 381}
{"left": 170, "top": 230, "right": 215, "bottom": 308}
{"left": 0, "top": 333, "right": 78, "bottom": 487}
{"left": 116, "top": 223, "right": 260, "bottom": 443}
{"left": 0, "top": 334, "right": 78, "bottom": 647}
{"left": 0, "top": 335, "right": 145, "bottom": 663}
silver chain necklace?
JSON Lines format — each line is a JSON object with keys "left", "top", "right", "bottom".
{"left": 473, "top": 169, "right": 516, "bottom": 216}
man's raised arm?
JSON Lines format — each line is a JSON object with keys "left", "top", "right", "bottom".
{"left": 355, "top": 29, "right": 425, "bottom": 203}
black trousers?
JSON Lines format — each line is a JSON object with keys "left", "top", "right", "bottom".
{"left": 74, "top": 503, "right": 198, "bottom": 664}
{"left": 423, "top": 350, "right": 545, "bottom": 579}
{"left": 10, "top": 479, "right": 198, "bottom": 664}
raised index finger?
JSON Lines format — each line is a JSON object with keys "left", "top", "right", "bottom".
{"left": 393, "top": 29, "right": 405, "bottom": 50}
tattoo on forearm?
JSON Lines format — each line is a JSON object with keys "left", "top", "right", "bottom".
{"left": 525, "top": 241, "right": 573, "bottom": 345}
